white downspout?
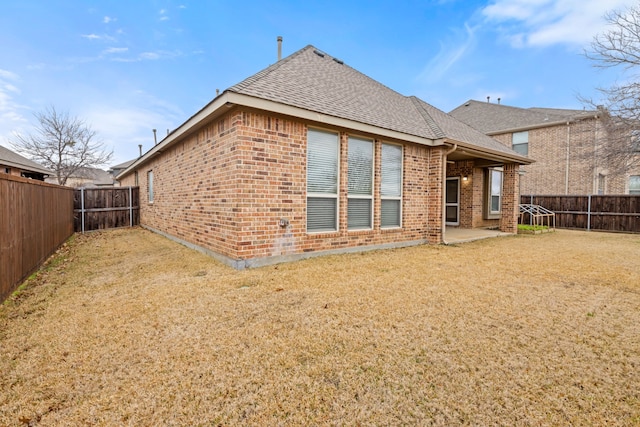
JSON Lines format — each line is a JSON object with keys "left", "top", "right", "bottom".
{"left": 442, "top": 144, "right": 457, "bottom": 244}
{"left": 565, "top": 122, "right": 571, "bottom": 195}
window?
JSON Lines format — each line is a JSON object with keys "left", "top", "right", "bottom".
{"left": 307, "top": 129, "right": 339, "bottom": 232}
{"left": 381, "top": 143, "right": 403, "bottom": 228}
{"left": 348, "top": 137, "right": 373, "bottom": 230}
{"left": 147, "top": 170, "right": 154, "bottom": 203}
{"left": 486, "top": 168, "right": 503, "bottom": 217}
{"left": 134, "top": 171, "right": 139, "bottom": 186}
{"left": 630, "top": 175, "right": 640, "bottom": 195}
{"left": 631, "top": 130, "right": 640, "bottom": 152}
{"left": 597, "top": 173, "right": 606, "bottom": 195}
{"left": 3, "top": 167, "right": 10, "bottom": 174}
{"left": 512, "top": 131, "right": 528, "bottom": 155}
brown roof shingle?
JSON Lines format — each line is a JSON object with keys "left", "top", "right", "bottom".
{"left": 228, "top": 46, "right": 525, "bottom": 160}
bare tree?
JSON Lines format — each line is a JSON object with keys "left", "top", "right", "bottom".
{"left": 582, "top": 4, "right": 640, "bottom": 175}
{"left": 10, "top": 106, "right": 112, "bottom": 185}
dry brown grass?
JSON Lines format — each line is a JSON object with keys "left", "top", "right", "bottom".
{"left": 1, "top": 227, "right": 639, "bottom": 426}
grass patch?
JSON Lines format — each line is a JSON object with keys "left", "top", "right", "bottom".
{"left": 1, "top": 228, "right": 639, "bottom": 425}
{"left": 518, "top": 224, "right": 550, "bottom": 231}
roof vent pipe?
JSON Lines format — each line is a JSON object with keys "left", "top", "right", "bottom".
{"left": 497, "top": 97, "right": 501, "bottom": 104}
{"left": 487, "top": 96, "right": 490, "bottom": 103}
{"left": 277, "top": 36, "right": 283, "bottom": 61}
{"left": 152, "top": 129, "right": 157, "bottom": 145}
{"left": 138, "top": 144, "right": 142, "bottom": 157}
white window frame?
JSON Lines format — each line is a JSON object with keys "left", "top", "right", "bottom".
{"left": 629, "top": 175, "right": 640, "bottom": 195}
{"left": 380, "top": 142, "right": 403, "bottom": 228}
{"left": 486, "top": 167, "right": 503, "bottom": 219}
{"left": 306, "top": 128, "right": 340, "bottom": 233}
{"left": 147, "top": 170, "right": 154, "bottom": 203}
{"left": 512, "top": 131, "right": 529, "bottom": 156}
{"left": 347, "top": 136, "right": 374, "bottom": 230}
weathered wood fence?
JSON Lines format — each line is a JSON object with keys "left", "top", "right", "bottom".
{"left": 521, "top": 195, "right": 640, "bottom": 232}
{"left": 1, "top": 174, "right": 74, "bottom": 302}
{"left": 74, "top": 187, "right": 139, "bottom": 232}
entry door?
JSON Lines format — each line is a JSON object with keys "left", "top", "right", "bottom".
{"left": 445, "top": 177, "right": 460, "bottom": 225}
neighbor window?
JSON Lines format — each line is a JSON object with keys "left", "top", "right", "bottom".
{"left": 598, "top": 173, "right": 606, "bottom": 195}
{"left": 630, "top": 175, "right": 640, "bottom": 195}
{"left": 512, "top": 131, "right": 529, "bottom": 155}
{"left": 3, "top": 167, "right": 10, "bottom": 174}
{"left": 147, "top": 170, "right": 154, "bottom": 203}
{"left": 134, "top": 171, "right": 139, "bottom": 186}
{"left": 307, "top": 129, "right": 339, "bottom": 232}
{"left": 487, "top": 168, "right": 503, "bottom": 216}
{"left": 348, "top": 137, "right": 374, "bottom": 230}
{"left": 381, "top": 143, "right": 403, "bottom": 228}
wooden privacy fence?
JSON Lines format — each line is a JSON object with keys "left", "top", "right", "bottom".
{"left": 1, "top": 174, "right": 74, "bottom": 302}
{"left": 74, "top": 187, "right": 139, "bottom": 232}
{"left": 521, "top": 195, "right": 640, "bottom": 233}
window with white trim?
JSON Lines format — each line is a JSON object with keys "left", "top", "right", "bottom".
{"left": 381, "top": 143, "right": 403, "bottom": 228}
{"left": 307, "top": 129, "right": 339, "bottom": 232}
{"left": 147, "top": 170, "right": 154, "bottom": 203}
{"left": 348, "top": 137, "right": 374, "bottom": 230}
{"left": 630, "top": 175, "right": 640, "bottom": 195}
{"left": 512, "top": 131, "right": 528, "bottom": 155}
{"left": 487, "top": 168, "right": 502, "bottom": 217}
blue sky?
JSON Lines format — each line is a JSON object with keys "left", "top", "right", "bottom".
{"left": 0, "top": 0, "right": 635, "bottom": 165}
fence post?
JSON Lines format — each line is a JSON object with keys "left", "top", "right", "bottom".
{"left": 81, "top": 187, "right": 85, "bottom": 234}
{"left": 529, "top": 195, "right": 534, "bottom": 225}
{"left": 129, "top": 186, "right": 133, "bottom": 227}
{"left": 587, "top": 194, "right": 591, "bottom": 231}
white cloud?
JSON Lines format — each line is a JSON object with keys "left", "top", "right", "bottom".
{"left": 418, "top": 23, "right": 478, "bottom": 83}
{"left": 103, "top": 47, "right": 129, "bottom": 54}
{"left": 139, "top": 52, "right": 160, "bottom": 60}
{"left": 0, "top": 70, "right": 28, "bottom": 145}
{"left": 82, "top": 33, "right": 117, "bottom": 42}
{"left": 85, "top": 97, "right": 184, "bottom": 164}
{"left": 103, "top": 16, "right": 116, "bottom": 24}
{"left": 482, "top": 0, "right": 636, "bottom": 47}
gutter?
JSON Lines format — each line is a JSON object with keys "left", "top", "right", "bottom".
{"left": 486, "top": 113, "right": 600, "bottom": 136}
{"left": 117, "top": 91, "right": 444, "bottom": 180}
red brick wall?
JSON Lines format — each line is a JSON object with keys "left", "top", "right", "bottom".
{"left": 121, "top": 108, "right": 444, "bottom": 266}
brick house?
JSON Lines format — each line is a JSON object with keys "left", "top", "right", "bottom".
{"left": 117, "top": 45, "right": 530, "bottom": 268}
{"left": 0, "top": 145, "right": 51, "bottom": 181}
{"left": 450, "top": 100, "right": 640, "bottom": 195}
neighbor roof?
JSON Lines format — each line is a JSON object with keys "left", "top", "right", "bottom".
{"left": 0, "top": 145, "right": 51, "bottom": 175}
{"left": 449, "top": 100, "right": 599, "bottom": 134}
{"left": 119, "top": 46, "right": 529, "bottom": 179}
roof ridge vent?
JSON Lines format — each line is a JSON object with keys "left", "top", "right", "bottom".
{"left": 313, "top": 49, "right": 325, "bottom": 58}
{"left": 332, "top": 57, "right": 344, "bottom": 65}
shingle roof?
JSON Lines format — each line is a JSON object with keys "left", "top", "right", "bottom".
{"left": 0, "top": 144, "right": 51, "bottom": 175}
{"left": 449, "top": 100, "right": 597, "bottom": 134}
{"left": 227, "top": 46, "right": 523, "bottom": 159}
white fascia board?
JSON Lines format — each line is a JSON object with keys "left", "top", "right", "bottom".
{"left": 446, "top": 138, "right": 533, "bottom": 165}
{"left": 117, "top": 91, "right": 440, "bottom": 179}
{"left": 229, "top": 93, "right": 437, "bottom": 146}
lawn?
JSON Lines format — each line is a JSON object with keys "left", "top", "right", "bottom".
{"left": 1, "top": 227, "right": 639, "bottom": 426}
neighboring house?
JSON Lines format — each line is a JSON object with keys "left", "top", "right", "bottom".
{"left": 108, "top": 159, "right": 136, "bottom": 184}
{"left": 117, "top": 45, "right": 530, "bottom": 268}
{"left": 46, "top": 167, "right": 115, "bottom": 187}
{"left": 0, "top": 145, "right": 51, "bottom": 181}
{"left": 450, "top": 100, "right": 640, "bottom": 195}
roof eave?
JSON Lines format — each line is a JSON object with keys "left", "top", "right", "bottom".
{"left": 444, "top": 139, "right": 534, "bottom": 165}
{"left": 117, "top": 92, "right": 442, "bottom": 179}
{"left": 486, "top": 114, "right": 600, "bottom": 136}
